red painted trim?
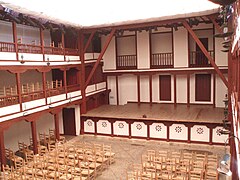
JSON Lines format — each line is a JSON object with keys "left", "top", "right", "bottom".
{"left": 31, "top": 121, "right": 38, "bottom": 154}
{"left": 149, "top": 75, "right": 152, "bottom": 105}
{"left": 209, "top": 127, "right": 213, "bottom": 145}
{"left": 111, "top": 121, "right": 114, "bottom": 137}
{"left": 137, "top": 75, "right": 140, "bottom": 105}
{"left": 0, "top": 130, "right": 6, "bottom": 168}
{"left": 166, "top": 125, "right": 170, "bottom": 142}
{"left": 94, "top": 120, "right": 97, "bottom": 135}
{"left": 128, "top": 122, "right": 132, "bottom": 139}
{"left": 187, "top": 126, "right": 191, "bottom": 143}
{"left": 187, "top": 74, "right": 190, "bottom": 107}
{"left": 147, "top": 124, "right": 150, "bottom": 140}
{"left": 174, "top": 74, "right": 177, "bottom": 106}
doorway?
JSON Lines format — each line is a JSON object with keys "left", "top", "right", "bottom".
{"left": 63, "top": 108, "right": 76, "bottom": 135}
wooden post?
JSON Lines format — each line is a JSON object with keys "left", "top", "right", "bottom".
{"left": 31, "top": 121, "right": 38, "bottom": 154}
{"left": 12, "top": 21, "right": 19, "bottom": 61}
{"left": 54, "top": 113, "right": 60, "bottom": 140}
{"left": 63, "top": 69, "right": 68, "bottom": 99}
{"left": 16, "top": 73, "right": 22, "bottom": 111}
{"left": 42, "top": 72, "right": 47, "bottom": 104}
{"left": 149, "top": 74, "right": 152, "bottom": 106}
{"left": 62, "top": 32, "right": 66, "bottom": 61}
{"left": 39, "top": 28, "right": 45, "bottom": 61}
{"left": 137, "top": 75, "right": 140, "bottom": 105}
{"left": 0, "top": 130, "right": 6, "bottom": 168}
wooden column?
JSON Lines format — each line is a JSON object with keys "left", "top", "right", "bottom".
{"left": 116, "top": 76, "right": 119, "bottom": 105}
{"left": 31, "top": 121, "right": 38, "bottom": 154}
{"left": 63, "top": 69, "right": 68, "bottom": 99}
{"left": 79, "top": 31, "right": 87, "bottom": 114}
{"left": 137, "top": 75, "right": 140, "bottom": 105}
{"left": 187, "top": 74, "right": 190, "bottom": 107}
{"left": 42, "top": 72, "right": 47, "bottom": 104}
{"left": 54, "top": 113, "right": 60, "bottom": 140}
{"left": 149, "top": 75, "right": 152, "bottom": 106}
{"left": 80, "top": 116, "right": 85, "bottom": 135}
{"left": 0, "top": 130, "right": 6, "bottom": 168}
{"left": 39, "top": 28, "right": 45, "bottom": 61}
{"left": 12, "top": 21, "right": 19, "bottom": 61}
{"left": 16, "top": 73, "right": 22, "bottom": 111}
{"left": 62, "top": 32, "right": 66, "bottom": 61}
{"left": 174, "top": 74, "right": 177, "bottom": 107}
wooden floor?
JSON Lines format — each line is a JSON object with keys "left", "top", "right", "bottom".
{"left": 82, "top": 103, "right": 224, "bottom": 123}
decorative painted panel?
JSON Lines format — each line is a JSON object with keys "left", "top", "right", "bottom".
{"left": 212, "top": 126, "right": 228, "bottom": 143}
{"left": 18, "top": 53, "right": 43, "bottom": 61}
{"left": 96, "top": 82, "right": 106, "bottom": 90}
{"left": 169, "top": 124, "right": 187, "bottom": 140}
{"left": 84, "top": 119, "right": 95, "bottom": 133}
{"left": 45, "top": 54, "right": 64, "bottom": 61}
{"left": 113, "top": 121, "right": 129, "bottom": 136}
{"left": 131, "top": 122, "right": 147, "bottom": 137}
{"left": 0, "top": 52, "right": 17, "bottom": 60}
{"left": 150, "top": 123, "right": 167, "bottom": 139}
{"left": 97, "top": 120, "right": 111, "bottom": 135}
{"left": 191, "top": 125, "right": 209, "bottom": 142}
{"left": 86, "top": 84, "right": 96, "bottom": 94}
{"left": 0, "top": 104, "right": 21, "bottom": 117}
{"left": 22, "top": 98, "right": 45, "bottom": 110}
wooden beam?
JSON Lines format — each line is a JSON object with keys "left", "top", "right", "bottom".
{"left": 182, "top": 20, "right": 229, "bottom": 88}
{"left": 54, "top": 113, "right": 60, "bottom": 140}
{"left": 30, "top": 121, "right": 38, "bottom": 154}
{"left": 62, "top": 32, "right": 66, "bottom": 61}
{"left": 0, "top": 130, "right": 6, "bottom": 168}
{"left": 85, "top": 28, "right": 116, "bottom": 88}
{"left": 16, "top": 73, "right": 22, "bottom": 111}
{"left": 42, "top": 72, "right": 47, "bottom": 105}
{"left": 63, "top": 69, "right": 68, "bottom": 99}
{"left": 79, "top": 31, "right": 87, "bottom": 114}
{"left": 12, "top": 21, "right": 19, "bottom": 61}
{"left": 84, "top": 30, "right": 96, "bottom": 53}
{"left": 208, "top": 16, "right": 222, "bottom": 34}
{"left": 39, "top": 28, "right": 45, "bottom": 61}
{"left": 137, "top": 75, "right": 140, "bottom": 105}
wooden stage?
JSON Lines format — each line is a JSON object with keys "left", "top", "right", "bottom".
{"left": 81, "top": 103, "right": 227, "bottom": 145}
{"left": 82, "top": 103, "right": 223, "bottom": 123}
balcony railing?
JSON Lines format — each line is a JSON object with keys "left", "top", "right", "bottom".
{"left": 116, "top": 55, "right": 137, "bottom": 70}
{"left": 151, "top": 53, "right": 173, "bottom": 69}
{"left": 44, "top": 46, "right": 64, "bottom": 55}
{"left": 65, "top": 48, "right": 79, "bottom": 56}
{"left": 189, "top": 51, "right": 214, "bottom": 67}
{"left": 0, "top": 42, "right": 15, "bottom": 52}
{"left": 18, "top": 44, "right": 42, "bottom": 54}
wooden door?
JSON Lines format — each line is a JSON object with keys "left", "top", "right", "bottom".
{"left": 196, "top": 38, "right": 208, "bottom": 65}
{"left": 195, "top": 74, "right": 211, "bottom": 101}
{"left": 67, "top": 68, "right": 79, "bottom": 86}
{"left": 160, "top": 75, "right": 171, "bottom": 101}
{"left": 63, "top": 108, "right": 76, "bottom": 135}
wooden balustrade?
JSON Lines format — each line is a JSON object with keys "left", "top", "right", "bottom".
{"left": 18, "top": 44, "right": 42, "bottom": 54}
{"left": 0, "top": 41, "right": 15, "bottom": 52}
{"left": 65, "top": 48, "right": 79, "bottom": 56}
{"left": 116, "top": 55, "right": 137, "bottom": 70}
{"left": 44, "top": 46, "right": 64, "bottom": 55}
{"left": 150, "top": 52, "right": 173, "bottom": 69}
{"left": 189, "top": 50, "right": 214, "bottom": 67}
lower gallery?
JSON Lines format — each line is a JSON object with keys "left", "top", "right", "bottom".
{"left": 0, "top": 0, "right": 239, "bottom": 179}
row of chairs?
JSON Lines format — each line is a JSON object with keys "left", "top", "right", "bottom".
{"left": 2, "top": 140, "right": 115, "bottom": 179}
{"left": 126, "top": 149, "right": 219, "bottom": 180}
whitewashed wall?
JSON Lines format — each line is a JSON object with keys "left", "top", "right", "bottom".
{"left": 137, "top": 31, "right": 150, "bottom": 69}
{"left": 140, "top": 76, "right": 149, "bottom": 102}
{"left": 0, "top": 21, "right": 14, "bottom": 42}
{"left": 117, "top": 36, "right": 135, "bottom": 55}
{"left": 176, "top": 75, "right": 187, "bottom": 103}
{"left": 102, "top": 35, "right": 116, "bottom": 70}
{"left": 216, "top": 75, "right": 228, "bottom": 107}
{"left": 151, "top": 32, "right": 172, "bottom": 53}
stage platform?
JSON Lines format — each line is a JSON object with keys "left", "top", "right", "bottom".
{"left": 81, "top": 103, "right": 228, "bottom": 145}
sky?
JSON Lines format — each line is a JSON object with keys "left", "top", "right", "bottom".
{"left": 0, "top": 0, "right": 220, "bottom": 27}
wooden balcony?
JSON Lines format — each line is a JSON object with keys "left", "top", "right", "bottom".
{"left": 116, "top": 55, "right": 137, "bottom": 70}
{"left": 189, "top": 51, "right": 214, "bottom": 67}
{"left": 150, "top": 53, "right": 173, "bottom": 69}
{"left": 0, "top": 42, "right": 15, "bottom": 52}
{"left": 44, "top": 46, "right": 64, "bottom": 55}
{"left": 18, "top": 44, "right": 42, "bottom": 54}
{"left": 65, "top": 48, "right": 79, "bottom": 56}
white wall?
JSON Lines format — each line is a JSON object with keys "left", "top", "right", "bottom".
{"left": 216, "top": 75, "right": 228, "bottom": 107}
{"left": 137, "top": 31, "right": 150, "bottom": 69}
{"left": 117, "top": 35, "right": 136, "bottom": 55}
{"left": 215, "top": 37, "right": 228, "bottom": 66}
{"left": 173, "top": 27, "right": 188, "bottom": 67}
{"left": 0, "top": 21, "right": 14, "bottom": 42}
{"left": 151, "top": 32, "right": 172, "bottom": 53}
{"left": 176, "top": 75, "right": 187, "bottom": 103}
{"left": 140, "top": 76, "right": 149, "bottom": 102}
{"left": 118, "top": 75, "right": 137, "bottom": 105}
{"left": 108, "top": 76, "right": 117, "bottom": 105}
{"left": 102, "top": 35, "right": 116, "bottom": 70}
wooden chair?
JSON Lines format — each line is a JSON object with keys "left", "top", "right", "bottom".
{"left": 103, "top": 144, "right": 115, "bottom": 165}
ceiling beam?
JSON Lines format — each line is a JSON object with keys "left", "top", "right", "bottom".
{"left": 182, "top": 20, "right": 229, "bottom": 88}
{"left": 85, "top": 28, "right": 116, "bottom": 88}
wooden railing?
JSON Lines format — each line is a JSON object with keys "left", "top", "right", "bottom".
{"left": 18, "top": 44, "right": 42, "bottom": 54}
{"left": 65, "top": 48, "right": 79, "bottom": 56}
{"left": 0, "top": 80, "right": 64, "bottom": 107}
{"left": 116, "top": 55, "right": 137, "bottom": 70}
{"left": 189, "top": 51, "right": 214, "bottom": 67}
{"left": 0, "top": 41, "right": 15, "bottom": 52}
{"left": 44, "top": 46, "right": 64, "bottom": 55}
{"left": 151, "top": 53, "right": 173, "bottom": 69}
